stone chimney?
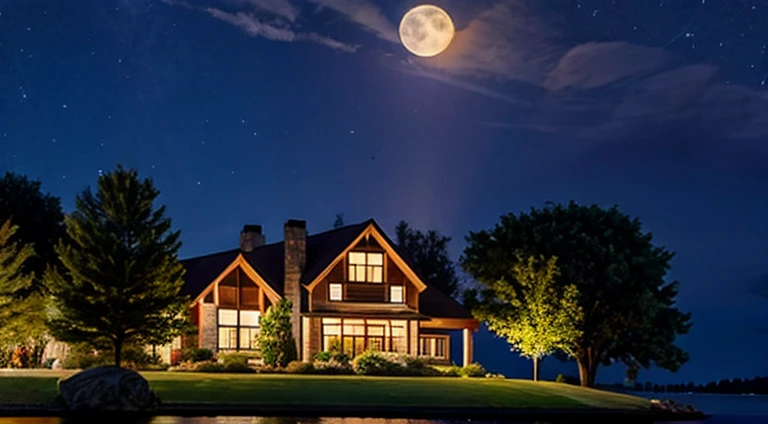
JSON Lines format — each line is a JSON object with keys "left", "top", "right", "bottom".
{"left": 283, "top": 219, "right": 305, "bottom": 357}
{"left": 240, "top": 225, "right": 265, "bottom": 252}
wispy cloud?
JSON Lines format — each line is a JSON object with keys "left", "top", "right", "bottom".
{"left": 206, "top": 7, "right": 358, "bottom": 52}
{"left": 227, "top": 0, "right": 300, "bottom": 22}
{"left": 160, "top": 0, "right": 357, "bottom": 53}
{"left": 308, "top": 0, "right": 399, "bottom": 43}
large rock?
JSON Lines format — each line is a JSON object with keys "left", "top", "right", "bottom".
{"left": 58, "top": 366, "right": 161, "bottom": 411}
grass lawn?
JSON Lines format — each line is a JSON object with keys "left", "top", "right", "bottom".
{"left": 0, "top": 370, "right": 650, "bottom": 410}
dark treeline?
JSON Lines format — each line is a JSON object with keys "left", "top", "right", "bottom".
{"left": 618, "top": 376, "right": 768, "bottom": 395}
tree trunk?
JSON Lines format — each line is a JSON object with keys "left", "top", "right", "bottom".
{"left": 533, "top": 356, "right": 540, "bottom": 382}
{"left": 114, "top": 338, "right": 123, "bottom": 368}
{"left": 577, "top": 347, "right": 599, "bottom": 387}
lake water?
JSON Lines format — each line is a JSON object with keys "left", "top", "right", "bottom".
{"left": 1, "top": 395, "right": 767, "bottom": 424}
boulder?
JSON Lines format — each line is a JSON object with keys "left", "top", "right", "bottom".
{"left": 58, "top": 366, "right": 161, "bottom": 411}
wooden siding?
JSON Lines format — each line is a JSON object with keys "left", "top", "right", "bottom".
{"left": 309, "top": 248, "right": 420, "bottom": 312}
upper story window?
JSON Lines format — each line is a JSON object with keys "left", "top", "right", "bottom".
{"left": 348, "top": 252, "right": 383, "bottom": 283}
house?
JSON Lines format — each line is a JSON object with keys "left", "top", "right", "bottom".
{"left": 175, "top": 219, "right": 479, "bottom": 366}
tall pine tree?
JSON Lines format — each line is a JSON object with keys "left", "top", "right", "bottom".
{"left": 0, "top": 219, "right": 35, "bottom": 338}
{"left": 46, "top": 166, "right": 188, "bottom": 367}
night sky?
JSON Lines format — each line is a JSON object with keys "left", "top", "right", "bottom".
{"left": 2, "top": 0, "right": 767, "bottom": 384}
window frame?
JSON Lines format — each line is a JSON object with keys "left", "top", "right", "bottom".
{"left": 328, "top": 283, "right": 343, "bottom": 302}
{"left": 347, "top": 251, "right": 384, "bottom": 283}
{"left": 217, "top": 307, "right": 261, "bottom": 351}
{"left": 418, "top": 334, "right": 450, "bottom": 360}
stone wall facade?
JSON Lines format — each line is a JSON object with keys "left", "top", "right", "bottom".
{"left": 200, "top": 302, "right": 217, "bottom": 351}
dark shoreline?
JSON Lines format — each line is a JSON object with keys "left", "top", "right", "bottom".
{"left": 0, "top": 403, "right": 709, "bottom": 423}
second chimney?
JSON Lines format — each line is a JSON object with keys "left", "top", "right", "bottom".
{"left": 240, "top": 225, "right": 265, "bottom": 252}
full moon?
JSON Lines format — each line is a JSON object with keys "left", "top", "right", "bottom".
{"left": 399, "top": 5, "right": 455, "bottom": 58}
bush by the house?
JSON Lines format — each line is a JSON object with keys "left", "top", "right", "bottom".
{"left": 286, "top": 360, "right": 315, "bottom": 374}
{"left": 460, "top": 363, "right": 487, "bottom": 378}
{"left": 258, "top": 299, "right": 298, "bottom": 367}
{"left": 181, "top": 347, "right": 213, "bottom": 363}
{"left": 351, "top": 351, "right": 443, "bottom": 376}
{"left": 217, "top": 352, "right": 249, "bottom": 367}
{"left": 168, "top": 359, "right": 254, "bottom": 373}
{"left": 440, "top": 365, "right": 462, "bottom": 377}
{"left": 313, "top": 350, "right": 350, "bottom": 364}
{"left": 314, "top": 358, "right": 354, "bottom": 375}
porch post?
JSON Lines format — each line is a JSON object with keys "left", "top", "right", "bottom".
{"left": 462, "top": 328, "right": 473, "bottom": 366}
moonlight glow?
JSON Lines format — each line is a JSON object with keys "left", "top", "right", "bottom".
{"left": 399, "top": 5, "right": 455, "bottom": 57}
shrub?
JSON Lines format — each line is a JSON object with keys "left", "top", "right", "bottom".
{"left": 168, "top": 359, "right": 254, "bottom": 373}
{"left": 352, "top": 351, "right": 405, "bottom": 376}
{"left": 403, "top": 356, "right": 441, "bottom": 376}
{"left": 286, "top": 361, "right": 315, "bottom": 374}
{"left": 181, "top": 347, "right": 213, "bottom": 363}
{"left": 217, "top": 352, "right": 250, "bottom": 368}
{"left": 444, "top": 365, "right": 462, "bottom": 377}
{"left": 254, "top": 364, "right": 284, "bottom": 374}
{"left": 460, "top": 363, "right": 487, "bottom": 378}
{"left": 314, "top": 350, "right": 351, "bottom": 364}
{"left": 259, "top": 299, "right": 297, "bottom": 367}
{"left": 555, "top": 374, "right": 580, "bottom": 385}
{"left": 314, "top": 359, "right": 354, "bottom": 375}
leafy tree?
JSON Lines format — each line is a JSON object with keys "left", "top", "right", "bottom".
{"left": 258, "top": 299, "right": 297, "bottom": 367}
{"left": 333, "top": 214, "right": 345, "bottom": 229}
{"left": 461, "top": 201, "right": 691, "bottom": 387}
{"left": 46, "top": 166, "right": 188, "bottom": 367}
{"left": 0, "top": 172, "right": 65, "bottom": 294}
{"left": 467, "top": 254, "right": 582, "bottom": 381}
{"left": 394, "top": 221, "right": 460, "bottom": 298}
{"left": 0, "top": 219, "right": 35, "bottom": 337}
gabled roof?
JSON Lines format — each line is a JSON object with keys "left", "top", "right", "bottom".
{"left": 180, "top": 248, "right": 240, "bottom": 297}
{"left": 180, "top": 220, "right": 371, "bottom": 298}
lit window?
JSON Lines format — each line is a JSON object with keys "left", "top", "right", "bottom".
{"left": 218, "top": 309, "right": 237, "bottom": 325}
{"left": 390, "top": 286, "right": 403, "bottom": 303}
{"left": 239, "top": 327, "right": 259, "bottom": 349}
{"left": 348, "top": 252, "right": 384, "bottom": 283}
{"left": 329, "top": 283, "right": 343, "bottom": 301}
{"left": 218, "top": 327, "right": 237, "bottom": 349}
{"left": 240, "top": 310, "right": 260, "bottom": 326}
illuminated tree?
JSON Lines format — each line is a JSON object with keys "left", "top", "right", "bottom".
{"left": 46, "top": 166, "right": 188, "bottom": 367}
{"left": 0, "top": 219, "right": 35, "bottom": 339}
{"left": 258, "top": 299, "right": 297, "bottom": 367}
{"left": 462, "top": 201, "right": 691, "bottom": 387}
{"left": 467, "top": 254, "right": 582, "bottom": 381}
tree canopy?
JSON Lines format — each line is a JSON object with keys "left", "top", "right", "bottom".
{"left": 461, "top": 201, "right": 692, "bottom": 387}
{"left": 0, "top": 172, "right": 65, "bottom": 294}
{"left": 467, "top": 254, "right": 582, "bottom": 381}
{"left": 394, "top": 221, "right": 460, "bottom": 298}
{"left": 46, "top": 166, "right": 188, "bottom": 367}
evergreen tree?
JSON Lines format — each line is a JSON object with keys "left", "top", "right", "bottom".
{"left": 333, "top": 214, "right": 345, "bottom": 229}
{"left": 258, "top": 299, "right": 297, "bottom": 367}
{"left": 46, "top": 166, "right": 188, "bottom": 367}
{"left": 0, "top": 219, "right": 35, "bottom": 338}
{"left": 394, "top": 221, "right": 460, "bottom": 298}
